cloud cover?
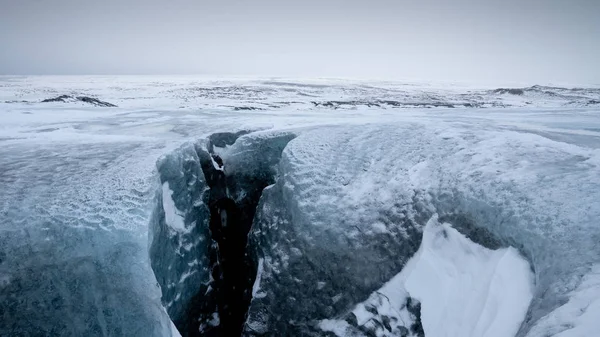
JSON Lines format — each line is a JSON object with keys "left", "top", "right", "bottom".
{"left": 1, "top": 0, "right": 599, "bottom": 84}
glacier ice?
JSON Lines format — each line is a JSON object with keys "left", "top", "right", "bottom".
{"left": 147, "top": 122, "right": 599, "bottom": 337}
{"left": 1, "top": 77, "right": 599, "bottom": 337}
{"left": 0, "top": 142, "right": 179, "bottom": 336}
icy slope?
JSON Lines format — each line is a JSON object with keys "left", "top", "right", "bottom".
{"left": 149, "top": 143, "right": 212, "bottom": 334}
{"left": 0, "top": 141, "right": 178, "bottom": 336}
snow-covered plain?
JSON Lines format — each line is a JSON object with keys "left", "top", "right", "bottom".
{"left": 0, "top": 76, "right": 599, "bottom": 337}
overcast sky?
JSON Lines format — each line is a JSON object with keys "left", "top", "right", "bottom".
{"left": 1, "top": 0, "right": 599, "bottom": 84}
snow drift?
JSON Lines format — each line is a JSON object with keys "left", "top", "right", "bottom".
{"left": 320, "top": 215, "right": 534, "bottom": 337}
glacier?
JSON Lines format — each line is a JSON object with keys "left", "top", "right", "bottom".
{"left": 0, "top": 76, "right": 599, "bottom": 337}
{"left": 240, "top": 121, "right": 600, "bottom": 336}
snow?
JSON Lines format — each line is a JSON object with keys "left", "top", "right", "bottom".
{"left": 161, "top": 182, "right": 187, "bottom": 232}
{"left": 404, "top": 215, "right": 534, "bottom": 337}
{"left": 252, "top": 258, "right": 266, "bottom": 299}
{"left": 319, "top": 319, "right": 352, "bottom": 336}
{"left": 0, "top": 75, "right": 599, "bottom": 336}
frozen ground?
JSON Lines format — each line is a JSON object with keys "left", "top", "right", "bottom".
{"left": 0, "top": 76, "right": 599, "bottom": 336}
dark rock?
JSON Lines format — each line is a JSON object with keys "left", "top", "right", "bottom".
{"left": 41, "top": 95, "right": 72, "bottom": 103}
{"left": 493, "top": 88, "right": 525, "bottom": 95}
{"left": 41, "top": 95, "right": 117, "bottom": 107}
{"left": 233, "top": 106, "right": 263, "bottom": 111}
{"left": 76, "top": 96, "right": 117, "bottom": 107}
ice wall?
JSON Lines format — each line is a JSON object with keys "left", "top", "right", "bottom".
{"left": 149, "top": 142, "right": 213, "bottom": 335}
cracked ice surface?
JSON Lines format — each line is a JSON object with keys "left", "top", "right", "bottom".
{"left": 0, "top": 76, "right": 599, "bottom": 336}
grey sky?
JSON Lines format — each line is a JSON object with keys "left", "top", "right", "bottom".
{"left": 1, "top": 0, "right": 599, "bottom": 84}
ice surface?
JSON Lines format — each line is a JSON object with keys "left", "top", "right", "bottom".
{"left": 245, "top": 125, "right": 427, "bottom": 334}
{"left": 2, "top": 75, "right": 600, "bottom": 113}
{"left": 0, "top": 140, "right": 179, "bottom": 335}
{"left": 0, "top": 76, "right": 599, "bottom": 336}
{"left": 246, "top": 121, "right": 600, "bottom": 336}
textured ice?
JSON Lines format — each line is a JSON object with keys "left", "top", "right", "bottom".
{"left": 525, "top": 264, "right": 600, "bottom": 337}
{"left": 149, "top": 142, "right": 213, "bottom": 331}
{"left": 148, "top": 129, "right": 295, "bottom": 335}
{"left": 0, "top": 140, "right": 179, "bottom": 335}
{"left": 1, "top": 76, "right": 599, "bottom": 336}
{"left": 246, "top": 121, "right": 600, "bottom": 336}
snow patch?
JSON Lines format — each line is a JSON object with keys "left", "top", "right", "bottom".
{"left": 252, "top": 258, "right": 266, "bottom": 299}
{"left": 526, "top": 264, "right": 600, "bottom": 337}
{"left": 319, "top": 319, "right": 352, "bottom": 336}
{"left": 161, "top": 182, "right": 186, "bottom": 232}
